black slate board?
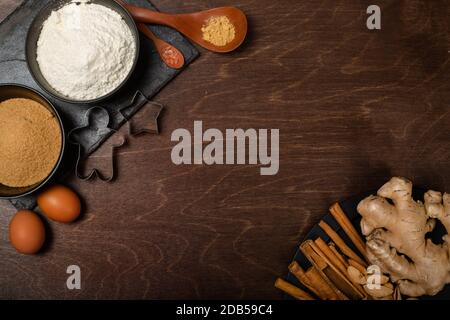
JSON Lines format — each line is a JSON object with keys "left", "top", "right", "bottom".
{"left": 285, "top": 189, "right": 450, "bottom": 300}
{"left": 0, "top": 0, "right": 199, "bottom": 209}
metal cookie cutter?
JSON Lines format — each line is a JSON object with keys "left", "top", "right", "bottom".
{"left": 68, "top": 91, "right": 164, "bottom": 182}
{"left": 68, "top": 107, "right": 126, "bottom": 182}
{"left": 119, "top": 90, "right": 164, "bottom": 136}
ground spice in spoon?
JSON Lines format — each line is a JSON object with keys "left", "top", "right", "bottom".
{"left": 0, "top": 98, "right": 62, "bottom": 187}
{"left": 201, "top": 16, "right": 236, "bottom": 46}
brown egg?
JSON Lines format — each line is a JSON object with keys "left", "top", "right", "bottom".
{"left": 9, "top": 210, "right": 46, "bottom": 254}
{"left": 37, "top": 185, "right": 81, "bottom": 223}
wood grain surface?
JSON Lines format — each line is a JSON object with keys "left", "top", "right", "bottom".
{"left": 1, "top": 0, "right": 450, "bottom": 299}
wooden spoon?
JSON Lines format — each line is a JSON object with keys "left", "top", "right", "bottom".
{"left": 120, "top": 2, "right": 248, "bottom": 53}
{"left": 137, "top": 23, "right": 185, "bottom": 69}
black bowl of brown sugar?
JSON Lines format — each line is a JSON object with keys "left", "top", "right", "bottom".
{"left": 0, "top": 84, "right": 65, "bottom": 199}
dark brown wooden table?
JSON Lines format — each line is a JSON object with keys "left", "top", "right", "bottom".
{"left": 1, "top": 0, "right": 449, "bottom": 299}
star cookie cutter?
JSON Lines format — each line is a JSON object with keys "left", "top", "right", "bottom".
{"left": 119, "top": 90, "right": 164, "bottom": 136}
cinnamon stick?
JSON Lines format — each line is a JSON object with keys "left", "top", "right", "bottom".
{"left": 289, "top": 261, "right": 339, "bottom": 300}
{"left": 319, "top": 220, "right": 367, "bottom": 267}
{"left": 313, "top": 238, "right": 368, "bottom": 298}
{"left": 329, "top": 203, "right": 368, "bottom": 261}
{"left": 314, "top": 238, "right": 348, "bottom": 276}
{"left": 318, "top": 240, "right": 367, "bottom": 298}
{"left": 307, "top": 240, "right": 365, "bottom": 299}
{"left": 329, "top": 243, "right": 349, "bottom": 268}
{"left": 288, "top": 262, "right": 320, "bottom": 297}
{"left": 274, "top": 278, "right": 314, "bottom": 300}
{"left": 300, "top": 241, "right": 348, "bottom": 300}
{"left": 305, "top": 266, "right": 341, "bottom": 300}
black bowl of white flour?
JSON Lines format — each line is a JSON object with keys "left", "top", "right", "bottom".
{"left": 26, "top": 0, "right": 139, "bottom": 104}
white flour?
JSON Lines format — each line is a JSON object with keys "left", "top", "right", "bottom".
{"left": 36, "top": 1, "right": 136, "bottom": 100}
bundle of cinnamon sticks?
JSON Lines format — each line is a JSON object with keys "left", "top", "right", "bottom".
{"left": 275, "top": 203, "right": 400, "bottom": 300}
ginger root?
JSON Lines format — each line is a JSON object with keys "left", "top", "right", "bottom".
{"left": 346, "top": 265, "right": 397, "bottom": 299}
{"left": 357, "top": 177, "right": 450, "bottom": 297}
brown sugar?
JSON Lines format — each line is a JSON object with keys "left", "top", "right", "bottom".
{"left": 201, "top": 16, "right": 236, "bottom": 47}
{"left": 0, "top": 98, "right": 62, "bottom": 187}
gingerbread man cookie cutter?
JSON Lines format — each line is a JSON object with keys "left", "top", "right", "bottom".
{"left": 68, "top": 91, "right": 163, "bottom": 182}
